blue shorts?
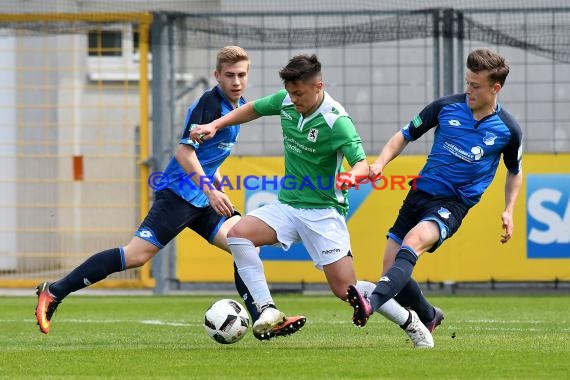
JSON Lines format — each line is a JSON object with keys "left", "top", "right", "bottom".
{"left": 135, "top": 189, "right": 239, "bottom": 248}
{"left": 388, "top": 189, "right": 470, "bottom": 252}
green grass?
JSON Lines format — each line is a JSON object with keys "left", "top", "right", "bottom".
{"left": 1, "top": 294, "right": 569, "bottom": 379}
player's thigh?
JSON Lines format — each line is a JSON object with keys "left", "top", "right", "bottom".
{"left": 323, "top": 256, "right": 357, "bottom": 299}
{"left": 231, "top": 201, "right": 299, "bottom": 248}
{"left": 401, "top": 220, "right": 441, "bottom": 256}
{"left": 295, "top": 207, "right": 351, "bottom": 270}
{"left": 136, "top": 189, "right": 195, "bottom": 248}
{"left": 211, "top": 215, "right": 241, "bottom": 253}
{"left": 227, "top": 214, "right": 279, "bottom": 246}
{"left": 382, "top": 237, "right": 402, "bottom": 274}
{"left": 123, "top": 236, "right": 161, "bottom": 268}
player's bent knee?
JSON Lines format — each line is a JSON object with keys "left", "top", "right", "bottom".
{"left": 226, "top": 226, "right": 242, "bottom": 239}
{"left": 124, "top": 247, "right": 158, "bottom": 268}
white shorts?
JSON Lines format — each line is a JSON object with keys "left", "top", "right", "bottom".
{"left": 248, "top": 200, "right": 351, "bottom": 269}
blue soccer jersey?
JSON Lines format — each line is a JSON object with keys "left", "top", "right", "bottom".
{"left": 401, "top": 93, "right": 522, "bottom": 207}
{"left": 161, "top": 86, "right": 244, "bottom": 207}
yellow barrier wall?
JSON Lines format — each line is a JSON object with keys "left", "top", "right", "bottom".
{"left": 177, "top": 154, "right": 570, "bottom": 283}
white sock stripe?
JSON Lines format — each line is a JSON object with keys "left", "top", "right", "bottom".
{"left": 227, "top": 236, "right": 255, "bottom": 247}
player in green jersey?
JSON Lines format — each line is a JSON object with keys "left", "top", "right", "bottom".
{"left": 191, "top": 54, "right": 432, "bottom": 346}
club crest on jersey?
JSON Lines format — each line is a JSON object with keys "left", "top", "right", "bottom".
{"left": 307, "top": 128, "right": 318, "bottom": 142}
{"left": 483, "top": 132, "right": 497, "bottom": 146}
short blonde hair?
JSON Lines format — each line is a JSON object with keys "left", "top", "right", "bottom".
{"left": 216, "top": 46, "right": 250, "bottom": 72}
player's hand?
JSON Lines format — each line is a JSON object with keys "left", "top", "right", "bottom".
{"left": 500, "top": 210, "right": 514, "bottom": 244}
{"left": 369, "top": 163, "right": 383, "bottom": 179}
{"left": 207, "top": 190, "right": 234, "bottom": 218}
{"left": 189, "top": 123, "right": 217, "bottom": 143}
{"left": 336, "top": 172, "right": 357, "bottom": 190}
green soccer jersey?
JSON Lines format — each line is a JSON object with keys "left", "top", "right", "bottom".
{"left": 252, "top": 89, "right": 366, "bottom": 215}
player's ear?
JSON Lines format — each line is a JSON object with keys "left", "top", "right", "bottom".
{"left": 315, "top": 80, "right": 324, "bottom": 91}
{"left": 491, "top": 82, "right": 501, "bottom": 94}
{"left": 214, "top": 70, "right": 220, "bottom": 82}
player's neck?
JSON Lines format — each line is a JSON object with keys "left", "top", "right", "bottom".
{"left": 302, "top": 92, "right": 324, "bottom": 118}
{"left": 472, "top": 100, "right": 497, "bottom": 121}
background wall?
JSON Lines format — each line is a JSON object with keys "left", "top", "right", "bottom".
{"left": 177, "top": 154, "right": 570, "bottom": 283}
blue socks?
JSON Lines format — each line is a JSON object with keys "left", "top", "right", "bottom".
{"left": 370, "top": 246, "right": 418, "bottom": 311}
{"left": 49, "top": 248, "right": 125, "bottom": 300}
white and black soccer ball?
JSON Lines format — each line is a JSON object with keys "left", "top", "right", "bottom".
{"left": 204, "top": 299, "right": 249, "bottom": 344}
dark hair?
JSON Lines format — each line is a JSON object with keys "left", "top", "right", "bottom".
{"left": 466, "top": 49, "right": 510, "bottom": 86}
{"left": 279, "top": 54, "right": 322, "bottom": 84}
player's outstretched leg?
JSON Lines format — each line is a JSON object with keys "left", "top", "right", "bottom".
{"left": 35, "top": 281, "right": 61, "bottom": 334}
{"left": 346, "top": 284, "right": 372, "bottom": 328}
{"left": 425, "top": 306, "right": 445, "bottom": 333}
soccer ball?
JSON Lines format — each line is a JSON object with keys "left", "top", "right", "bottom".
{"left": 203, "top": 299, "right": 249, "bottom": 344}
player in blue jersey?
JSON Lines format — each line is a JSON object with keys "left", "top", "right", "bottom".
{"left": 35, "top": 46, "right": 305, "bottom": 339}
{"left": 347, "top": 48, "right": 523, "bottom": 348}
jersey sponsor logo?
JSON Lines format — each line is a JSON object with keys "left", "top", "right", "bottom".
{"left": 280, "top": 110, "right": 293, "bottom": 121}
{"left": 217, "top": 142, "right": 234, "bottom": 150}
{"left": 284, "top": 136, "right": 316, "bottom": 154}
{"left": 412, "top": 115, "right": 422, "bottom": 128}
{"left": 307, "top": 128, "right": 318, "bottom": 142}
{"left": 437, "top": 207, "right": 451, "bottom": 219}
{"left": 527, "top": 174, "right": 570, "bottom": 258}
{"left": 443, "top": 141, "right": 484, "bottom": 162}
{"left": 483, "top": 132, "right": 497, "bottom": 146}
{"left": 448, "top": 119, "right": 461, "bottom": 126}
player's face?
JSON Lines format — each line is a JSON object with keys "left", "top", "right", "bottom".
{"left": 465, "top": 69, "right": 501, "bottom": 114}
{"left": 285, "top": 79, "right": 324, "bottom": 117}
{"left": 214, "top": 60, "right": 249, "bottom": 107}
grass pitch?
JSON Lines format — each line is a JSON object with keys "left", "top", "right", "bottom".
{"left": 1, "top": 294, "right": 569, "bottom": 379}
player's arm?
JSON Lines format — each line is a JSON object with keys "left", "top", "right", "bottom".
{"left": 369, "top": 131, "right": 409, "bottom": 178}
{"left": 174, "top": 144, "right": 234, "bottom": 217}
{"left": 501, "top": 170, "right": 523, "bottom": 244}
{"left": 370, "top": 98, "right": 444, "bottom": 178}
{"left": 500, "top": 119, "right": 523, "bottom": 244}
{"left": 190, "top": 102, "right": 260, "bottom": 143}
{"left": 336, "top": 159, "right": 369, "bottom": 190}
{"left": 212, "top": 168, "right": 223, "bottom": 190}
{"left": 331, "top": 117, "right": 370, "bottom": 189}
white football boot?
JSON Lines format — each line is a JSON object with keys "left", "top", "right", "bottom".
{"left": 252, "top": 306, "right": 286, "bottom": 338}
{"left": 404, "top": 309, "right": 435, "bottom": 348}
